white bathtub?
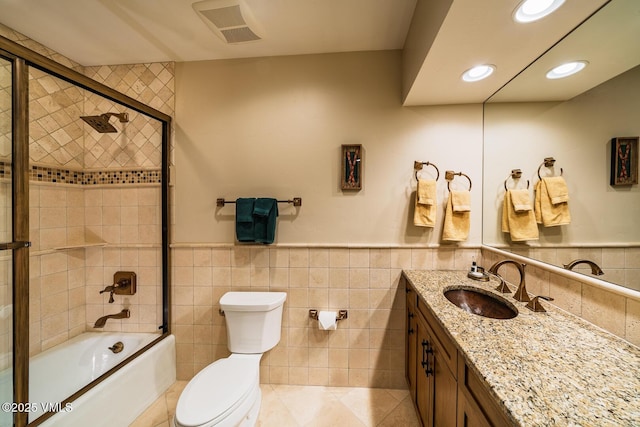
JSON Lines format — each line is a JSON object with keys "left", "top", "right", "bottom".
{"left": 0, "top": 332, "right": 175, "bottom": 426}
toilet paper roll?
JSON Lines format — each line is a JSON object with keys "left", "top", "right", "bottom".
{"left": 318, "top": 311, "right": 337, "bottom": 330}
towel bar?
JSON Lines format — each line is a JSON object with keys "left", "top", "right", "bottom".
{"left": 216, "top": 197, "right": 302, "bottom": 207}
{"left": 537, "top": 157, "right": 563, "bottom": 179}
{"left": 413, "top": 161, "right": 440, "bottom": 181}
{"left": 504, "top": 169, "right": 530, "bottom": 191}
{"left": 445, "top": 170, "right": 472, "bottom": 191}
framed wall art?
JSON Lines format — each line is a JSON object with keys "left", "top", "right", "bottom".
{"left": 341, "top": 144, "right": 362, "bottom": 190}
{"left": 610, "top": 136, "right": 638, "bottom": 186}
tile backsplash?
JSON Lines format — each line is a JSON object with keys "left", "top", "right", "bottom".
{"left": 481, "top": 248, "right": 640, "bottom": 347}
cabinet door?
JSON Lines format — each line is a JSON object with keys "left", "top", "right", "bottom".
{"left": 406, "top": 285, "right": 417, "bottom": 398}
{"left": 415, "top": 314, "right": 434, "bottom": 427}
{"left": 457, "top": 393, "right": 492, "bottom": 427}
{"left": 432, "top": 337, "right": 457, "bottom": 427}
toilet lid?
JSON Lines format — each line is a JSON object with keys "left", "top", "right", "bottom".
{"left": 175, "top": 357, "right": 259, "bottom": 427}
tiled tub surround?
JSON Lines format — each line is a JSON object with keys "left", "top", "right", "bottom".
{"left": 402, "top": 270, "right": 640, "bottom": 426}
{"left": 29, "top": 182, "right": 163, "bottom": 357}
{"left": 171, "top": 245, "right": 481, "bottom": 386}
{"left": 482, "top": 248, "right": 640, "bottom": 346}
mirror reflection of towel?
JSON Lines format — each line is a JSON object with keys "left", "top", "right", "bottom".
{"left": 442, "top": 191, "right": 470, "bottom": 241}
{"left": 535, "top": 177, "right": 571, "bottom": 226}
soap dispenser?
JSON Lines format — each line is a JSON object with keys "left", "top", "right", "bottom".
{"left": 467, "top": 257, "right": 489, "bottom": 281}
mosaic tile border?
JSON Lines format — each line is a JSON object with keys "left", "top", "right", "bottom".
{"left": 0, "top": 162, "right": 160, "bottom": 185}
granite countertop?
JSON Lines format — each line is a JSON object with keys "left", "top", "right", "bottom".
{"left": 402, "top": 270, "right": 640, "bottom": 427}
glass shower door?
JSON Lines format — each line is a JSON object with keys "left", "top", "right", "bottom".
{"left": 0, "top": 55, "right": 14, "bottom": 427}
{"left": 0, "top": 53, "right": 29, "bottom": 427}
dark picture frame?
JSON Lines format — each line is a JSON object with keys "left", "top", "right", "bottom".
{"left": 610, "top": 137, "right": 638, "bottom": 186}
{"left": 341, "top": 144, "right": 362, "bottom": 190}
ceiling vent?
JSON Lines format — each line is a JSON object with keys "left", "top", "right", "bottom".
{"left": 193, "top": 0, "right": 262, "bottom": 44}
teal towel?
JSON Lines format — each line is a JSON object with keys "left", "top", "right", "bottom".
{"left": 253, "top": 198, "right": 278, "bottom": 244}
{"left": 235, "top": 198, "right": 255, "bottom": 242}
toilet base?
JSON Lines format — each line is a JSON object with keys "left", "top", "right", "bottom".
{"left": 238, "top": 387, "right": 261, "bottom": 427}
{"left": 173, "top": 383, "right": 261, "bottom": 427}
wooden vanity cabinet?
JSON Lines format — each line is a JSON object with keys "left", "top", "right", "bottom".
{"left": 406, "top": 282, "right": 457, "bottom": 427}
{"left": 457, "top": 360, "right": 512, "bottom": 427}
{"left": 405, "top": 278, "right": 513, "bottom": 427}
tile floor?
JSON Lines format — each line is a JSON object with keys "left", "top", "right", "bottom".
{"left": 130, "top": 381, "right": 420, "bottom": 426}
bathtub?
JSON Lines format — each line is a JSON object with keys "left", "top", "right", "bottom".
{"left": 0, "top": 332, "right": 175, "bottom": 426}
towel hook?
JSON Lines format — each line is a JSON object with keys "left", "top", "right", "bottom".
{"left": 504, "top": 169, "right": 530, "bottom": 191}
{"left": 414, "top": 161, "right": 440, "bottom": 181}
{"left": 537, "top": 157, "right": 563, "bottom": 180}
{"left": 445, "top": 170, "right": 472, "bottom": 191}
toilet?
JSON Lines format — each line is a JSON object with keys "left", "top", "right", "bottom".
{"left": 173, "top": 291, "right": 287, "bottom": 427}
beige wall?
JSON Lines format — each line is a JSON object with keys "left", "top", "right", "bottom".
{"left": 174, "top": 50, "right": 484, "bottom": 245}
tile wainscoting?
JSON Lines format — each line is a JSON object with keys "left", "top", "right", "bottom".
{"left": 170, "top": 245, "right": 481, "bottom": 387}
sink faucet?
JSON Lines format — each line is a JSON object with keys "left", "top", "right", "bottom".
{"left": 93, "top": 309, "right": 130, "bottom": 328}
{"left": 100, "top": 278, "right": 131, "bottom": 303}
{"left": 487, "top": 260, "right": 530, "bottom": 302}
{"left": 563, "top": 259, "right": 604, "bottom": 276}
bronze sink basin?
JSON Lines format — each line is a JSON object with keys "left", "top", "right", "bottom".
{"left": 444, "top": 287, "right": 518, "bottom": 319}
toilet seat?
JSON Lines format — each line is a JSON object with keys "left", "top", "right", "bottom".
{"left": 174, "top": 356, "right": 259, "bottom": 427}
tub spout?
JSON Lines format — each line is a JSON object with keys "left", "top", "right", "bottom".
{"left": 93, "top": 309, "right": 130, "bottom": 328}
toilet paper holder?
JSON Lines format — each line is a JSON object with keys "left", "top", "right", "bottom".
{"left": 309, "top": 309, "right": 348, "bottom": 321}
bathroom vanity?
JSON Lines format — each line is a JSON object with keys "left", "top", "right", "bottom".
{"left": 403, "top": 270, "right": 640, "bottom": 426}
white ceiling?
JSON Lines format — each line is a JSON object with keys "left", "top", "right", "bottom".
{"left": 0, "top": 0, "right": 611, "bottom": 105}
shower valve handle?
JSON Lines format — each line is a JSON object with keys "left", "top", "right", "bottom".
{"left": 100, "top": 285, "right": 117, "bottom": 303}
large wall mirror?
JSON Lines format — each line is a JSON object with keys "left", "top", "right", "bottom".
{"left": 483, "top": 0, "right": 640, "bottom": 292}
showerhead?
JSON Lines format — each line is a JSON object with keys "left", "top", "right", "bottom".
{"left": 80, "top": 112, "right": 129, "bottom": 133}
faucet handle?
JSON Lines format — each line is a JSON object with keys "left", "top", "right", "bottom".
{"left": 525, "top": 295, "right": 554, "bottom": 313}
{"left": 99, "top": 286, "right": 116, "bottom": 303}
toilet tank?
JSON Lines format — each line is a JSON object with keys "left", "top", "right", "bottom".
{"left": 220, "top": 292, "right": 287, "bottom": 354}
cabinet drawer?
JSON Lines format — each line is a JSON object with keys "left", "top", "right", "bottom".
{"left": 417, "top": 297, "right": 457, "bottom": 378}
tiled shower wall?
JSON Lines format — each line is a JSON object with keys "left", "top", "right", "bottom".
{"left": 28, "top": 184, "right": 163, "bottom": 356}
{"left": 171, "top": 246, "right": 481, "bottom": 387}
{"left": 0, "top": 23, "right": 173, "bottom": 358}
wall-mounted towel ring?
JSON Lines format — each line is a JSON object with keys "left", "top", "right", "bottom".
{"left": 504, "top": 169, "right": 530, "bottom": 191}
{"left": 414, "top": 161, "right": 440, "bottom": 181}
{"left": 445, "top": 170, "right": 472, "bottom": 191}
{"left": 537, "top": 157, "right": 564, "bottom": 180}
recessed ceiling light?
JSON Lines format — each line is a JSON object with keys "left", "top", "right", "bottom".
{"left": 514, "top": 0, "right": 565, "bottom": 23}
{"left": 546, "top": 61, "right": 588, "bottom": 79}
{"left": 462, "top": 65, "right": 496, "bottom": 82}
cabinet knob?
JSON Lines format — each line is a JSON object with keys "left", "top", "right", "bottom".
{"left": 408, "top": 327, "right": 414, "bottom": 335}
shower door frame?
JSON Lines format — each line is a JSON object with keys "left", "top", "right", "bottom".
{"left": 0, "top": 35, "right": 172, "bottom": 427}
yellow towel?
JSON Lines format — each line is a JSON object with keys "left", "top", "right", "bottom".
{"left": 451, "top": 190, "right": 470, "bottom": 212}
{"left": 501, "top": 190, "right": 538, "bottom": 241}
{"left": 442, "top": 191, "right": 469, "bottom": 241}
{"left": 414, "top": 179, "right": 437, "bottom": 227}
{"left": 535, "top": 177, "right": 571, "bottom": 227}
